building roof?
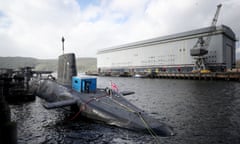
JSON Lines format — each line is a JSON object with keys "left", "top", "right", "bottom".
{"left": 97, "top": 25, "right": 236, "bottom": 54}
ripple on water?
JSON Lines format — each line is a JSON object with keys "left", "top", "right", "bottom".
{"left": 10, "top": 78, "right": 240, "bottom": 144}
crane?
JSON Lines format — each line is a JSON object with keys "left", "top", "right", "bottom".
{"left": 191, "top": 4, "right": 222, "bottom": 73}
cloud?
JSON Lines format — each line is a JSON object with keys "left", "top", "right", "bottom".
{"left": 0, "top": 0, "right": 81, "bottom": 58}
{"left": 0, "top": 0, "right": 239, "bottom": 59}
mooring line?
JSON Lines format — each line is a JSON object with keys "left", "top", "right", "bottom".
{"left": 70, "top": 94, "right": 108, "bottom": 120}
{"left": 69, "top": 91, "right": 160, "bottom": 144}
{"left": 109, "top": 97, "right": 161, "bottom": 144}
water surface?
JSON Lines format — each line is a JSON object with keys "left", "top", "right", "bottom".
{"left": 11, "top": 77, "right": 240, "bottom": 144}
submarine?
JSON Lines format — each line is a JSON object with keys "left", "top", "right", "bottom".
{"left": 28, "top": 41, "right": 174, "bottom": 137}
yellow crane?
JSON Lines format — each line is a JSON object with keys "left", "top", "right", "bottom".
{"left": 191, "top": 4, "right": 222, "bottom": 73}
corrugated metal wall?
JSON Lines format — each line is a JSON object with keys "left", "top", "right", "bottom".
{"left": 97, "top": 25, "right": 235, "bottom": 72}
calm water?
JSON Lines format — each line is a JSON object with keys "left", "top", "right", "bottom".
{"left": 11, "top": 77, "right": 240, "bottom": 144}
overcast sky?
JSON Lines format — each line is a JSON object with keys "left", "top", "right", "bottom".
{"left": 0, "top": 0, "right": 239, "bottom": 59}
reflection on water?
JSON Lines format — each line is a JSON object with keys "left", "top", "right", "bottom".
{"left": 11, "top": 77, "right": 240, "bottom": 144}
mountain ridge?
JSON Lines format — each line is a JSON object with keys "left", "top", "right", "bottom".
{"left": 0, "top": 57, "right": 97, "bottom": 72}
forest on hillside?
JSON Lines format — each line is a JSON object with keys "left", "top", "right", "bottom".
{"left": 0, "top": 57, "right": 97, "bottom": 73}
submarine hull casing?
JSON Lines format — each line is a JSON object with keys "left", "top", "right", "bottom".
{"left": 29, "top": 79, "right": 174, "bottom": 136}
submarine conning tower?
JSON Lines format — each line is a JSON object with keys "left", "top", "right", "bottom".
{"left": 57, "top": 53, "right": 77, "bottom": 86}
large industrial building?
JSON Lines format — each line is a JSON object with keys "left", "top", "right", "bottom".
{"left": 97, "top": 25, "right": 236, "bottom": 75}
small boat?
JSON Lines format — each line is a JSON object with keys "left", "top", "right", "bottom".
{"left": 134, "top": 73, "right": 149, "bottom": 78}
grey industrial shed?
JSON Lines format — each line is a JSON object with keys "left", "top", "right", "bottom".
{"left": 97, "top": 25, "right": 236, "bottom": 74}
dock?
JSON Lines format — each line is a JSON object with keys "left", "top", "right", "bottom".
{"left": 0, "top": 67, "right": 53, "bottom": 103}
{"left": 86, "top": 71, "right": 240, "bottom": 81}
{"left": 154, "top": 72, "right": 240, "bottom": 81}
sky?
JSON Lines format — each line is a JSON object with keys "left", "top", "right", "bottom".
{"left": 0, "top": 0, "right": 239, "bottom": 59}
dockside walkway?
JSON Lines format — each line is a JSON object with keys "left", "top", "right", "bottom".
{"left": 86, "top": 71, "right": 240, "bottom": 81}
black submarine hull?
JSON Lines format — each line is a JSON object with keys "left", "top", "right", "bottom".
{"left": 29, "top": 79, "right": 174, "bottom": 136}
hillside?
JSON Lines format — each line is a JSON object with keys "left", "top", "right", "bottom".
{"left": 0, "top": 57, "right": 38, "bottom": 68}
{"left": 0, "top": 57, "right": 97, "bottom": 72}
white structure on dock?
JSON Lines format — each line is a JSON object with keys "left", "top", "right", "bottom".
{"left": 97, "top": 25, "right": 236, "bottom": 74}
